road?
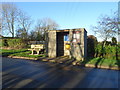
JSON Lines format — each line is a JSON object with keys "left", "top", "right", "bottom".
{"left": 2, "top": 57, "right": 120, "bottom": 88}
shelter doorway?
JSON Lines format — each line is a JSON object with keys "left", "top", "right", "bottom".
{"left": 56, "top": 32, "right": 69, "bottom": 57}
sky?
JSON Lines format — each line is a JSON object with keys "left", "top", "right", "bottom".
{"left": 3, "top": 2, "right": 119, "bottom": 41}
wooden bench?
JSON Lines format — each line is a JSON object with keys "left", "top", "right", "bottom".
{"left": 28, "top": 44, "right": 44, "bottom": 55}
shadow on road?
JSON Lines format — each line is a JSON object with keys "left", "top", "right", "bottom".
{"left": 2, "top": 57, "right": 119, "bottom": 88}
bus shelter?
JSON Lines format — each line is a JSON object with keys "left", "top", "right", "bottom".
{"left": 47, "top": 28, "right": 87, "bottom": 61}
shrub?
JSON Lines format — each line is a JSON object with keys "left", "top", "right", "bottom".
{"left": 104, "top": 45, "right": 116, "bottom": 60}
{"left": 95, "top": 43, "right": 104, "bottom": 57}
{"left": 1, "top": 39, "right": 8, "bottom": 47}
{"left": 116, "top": 44, "right": 120, "bottom": 60}
{"left": 87, "top": 35, "right": 97, "bottom": 57}
{"left": 111, "top": 37, "right": 117, "bottom": 45}
{"left": 94, "top": 43, "right": 120, "bottom": 60}
{"left": 7, "top": 39, "right": 27, "bottom": 49}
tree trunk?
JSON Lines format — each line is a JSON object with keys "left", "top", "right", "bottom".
{"left": 103, "top": 38, "right": 107, "bottom": 47}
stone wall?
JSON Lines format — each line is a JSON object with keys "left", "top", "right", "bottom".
{"left": 69, "top": 28, "right": 87, "bottom": 61}
{"left": 84, "top": 29, "right": 87, "bottom": 59}
{"left": 48, "top": 31, "right": 57, "bottom": 57}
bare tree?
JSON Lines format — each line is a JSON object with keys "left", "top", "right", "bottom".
{"left": 0, "top": 4, "right": 2, "bottom": 34}
{"left": 35, "top": 18, "right": 59, "bottom": 40}
{"left": 93, "top": 13, "right": 118, "bottom": 46}
{"left": 28, "top": 30, "right": 37, "bottom": 41}
{"left": 16, "top": 28, "right": 27, "bottom": 39}
{"left": 118, "top": 1, "right": 120, "bottom": 42}
{"left": 34, "top": 20, "right": 44, "bottom": 41}
{"left": 2, "top": 3, "right": 18, "bottom": 37}
{"left": 35, "top": 18, "right": 59, "bottom": 54}
{"left": 16, "top": 11, "right": 32, "bottom": 39}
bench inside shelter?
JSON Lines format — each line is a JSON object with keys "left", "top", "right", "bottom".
{"left": 28, "top": 44, "right": 44, "bottom": 55}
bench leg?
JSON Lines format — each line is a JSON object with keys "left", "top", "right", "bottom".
{"left": 31, "top": 50, "right": 34, "bottom": 55}
{"left": 37, "top": 51, "right": 39, "bottom": 55}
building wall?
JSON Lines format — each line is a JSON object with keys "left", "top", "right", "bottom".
{"left": 48, "top": 31, "right": 57, "bottom": 57}
{"left": 84, "top": 29, "right": 87, "bottom": 59}
{"left": 69, "top": 28, "right": 87, "bottom": 61}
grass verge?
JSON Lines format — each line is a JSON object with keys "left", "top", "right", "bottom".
{"left": 1, "top": 49, "right": 46, "bottom": 58}
{"left": 81, "top": 57, "right": 120, "bottom": 68}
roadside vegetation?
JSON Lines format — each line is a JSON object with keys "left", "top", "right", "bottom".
{"left": 86, "top": 35, "right": 120, "bottom": 68}
{"left": 1, "top": 49, "right": 46, "bottom": 58}
{"left": 85, "top": 11, "right": 120, "bottom": 69}
{"left": 82, "top": 57, "right": 120, "bottom": 67}
{"left": 0, "top": 38, "right": 46, "bottom": 58}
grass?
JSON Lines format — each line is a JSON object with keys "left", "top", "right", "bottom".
{"left": 1, "top": 49, "right": 46, "bottom": 58}
{"left": 81, "top": 57, "right": 120, "bottom": 67}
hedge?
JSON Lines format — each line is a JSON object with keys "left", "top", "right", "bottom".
{"left": 95, "top": 44, "right": 120, "bottom": 60}
{"left": 1, "top": 38, "right": 27, "bottom": 49}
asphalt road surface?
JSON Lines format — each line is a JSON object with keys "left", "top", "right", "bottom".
{"left": 2, "top": 57, "right": 120, "bottom": 88}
